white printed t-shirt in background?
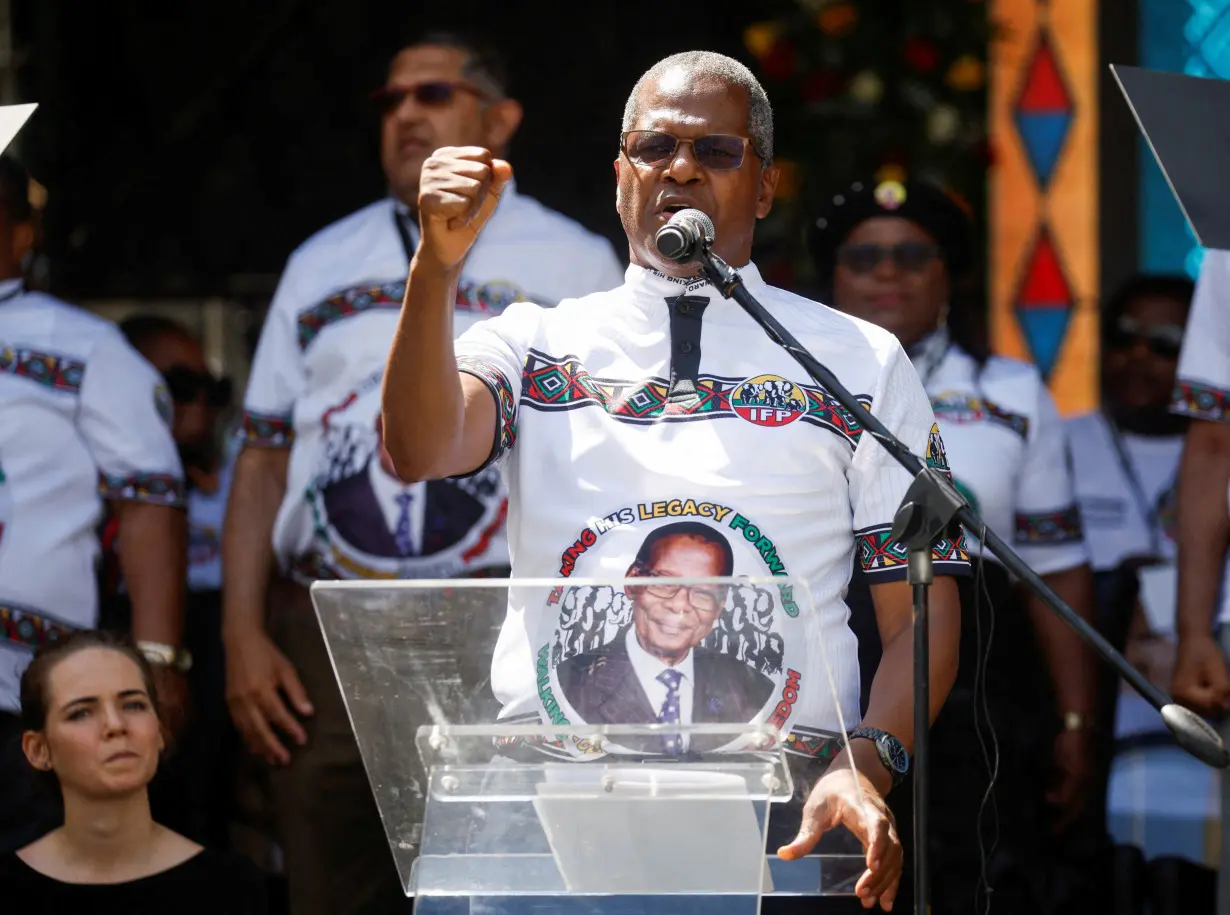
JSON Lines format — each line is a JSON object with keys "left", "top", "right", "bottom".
{"left": 1170, "top": 247, "right": 1230, "bottom": 624}
{"left": 0, "top": 279, "right": 184, "bottom": 709}
{"left": 240, "top": 181, "right": 624, "bottom": 583}
{"left": 454, "top": 263, "right": 970, "bottom": 759}
{"left": 911, "top": 332, "right": 1089, "bottom": 576}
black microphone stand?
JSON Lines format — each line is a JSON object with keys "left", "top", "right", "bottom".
{"left": 690, "top": 247, "right": 1229, "bottom": 915}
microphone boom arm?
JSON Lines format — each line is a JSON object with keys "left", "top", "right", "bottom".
{"left": 692, "top": 247, "right": 1229, "bottom": 765}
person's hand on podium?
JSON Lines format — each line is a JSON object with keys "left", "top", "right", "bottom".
{"left": 777, "top": 762, "right": 902, "bottom": 911}
{"left": 416, "top": 146, "right": 512, "bottom": 272}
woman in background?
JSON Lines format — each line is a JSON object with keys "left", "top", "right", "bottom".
{"left": 0, "top": 630, "right": 266, "bottom": 913}
{"left": 811, "top": 177, "right": 1103, "bottom": 914}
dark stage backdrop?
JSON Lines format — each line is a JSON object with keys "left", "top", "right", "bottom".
{"left": 15, "top": 0, "right": 791, "bottom": 301}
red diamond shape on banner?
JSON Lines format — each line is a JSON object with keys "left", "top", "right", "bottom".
{"left": 1013, "top": 32, "right": 1075, "bottom": 189}
{"left": 1015, "top": 227, "right": 1075, "bottom": 378}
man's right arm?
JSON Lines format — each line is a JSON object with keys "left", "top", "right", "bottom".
{"left": 382, "top": 147, "right": 512, "bottom": 482}
{"left": 222, "top": 446, "right": 289, "bottom": 638}
{"left": 382, "top": 253, "right": 496, "bottom": 482}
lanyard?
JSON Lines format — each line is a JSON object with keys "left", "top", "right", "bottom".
{"left": 1103, "top": 412, "right": 1166, "bottom": 557}
{"left": 394, "top": 209, "right": 417, "bottom": 264}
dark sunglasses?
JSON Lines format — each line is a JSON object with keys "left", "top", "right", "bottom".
{"left": 369, "top": 81, "right": 487, "bottom": 115}
{"left": 836, "top": 242, "right": 941, "bottom": 275}
{"left": 163, "top": 366, "right": 232, "bottom": 408}
{"left": 1103, "top": 316, "right": 1184, "bottom": 359}
{"left": 621, "top": 130, "right": 760, "bottom": 171}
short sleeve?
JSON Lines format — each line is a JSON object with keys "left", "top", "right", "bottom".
{"left": 453, "top": 301, "right": 541, "bottom": 471}
{"left": 1011, "top": 380, "right": 1089, "bottom": 574}
{"left": 240, "top": 266, "right": 307, "bottom": 448}
{"left": 850, "top": 344, "right": 971, "bottom": 582}
{"left": 78, "top": 331, "right": 185, "bottom": 508}
{"left": 1172, "top": 249, "right": 1230, "bottom": 422}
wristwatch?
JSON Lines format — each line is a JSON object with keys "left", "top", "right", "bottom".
{"left": 137, "top": 640, "right": 193, "bottom": 674}
{"left": 846, "top": 726, "right": 910, "bottom": 789}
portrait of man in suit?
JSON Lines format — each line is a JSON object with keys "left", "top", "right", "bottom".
{"left": 556, "top": 521, "right": 776, "bottom": 733}
{"left": 321, "top": 414, "right": 486, "bottom": 559}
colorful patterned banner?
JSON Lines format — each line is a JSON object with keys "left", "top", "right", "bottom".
{"left": 990, "top": 0, "right": 1100, "bottom": 415}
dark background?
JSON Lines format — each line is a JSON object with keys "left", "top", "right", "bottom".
{"left": 16, "top": 0, "right": 793, "bottom": 301}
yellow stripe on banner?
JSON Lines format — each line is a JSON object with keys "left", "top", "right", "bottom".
{"left": 990, "top": 0, "right": 1100, "bottom": 416}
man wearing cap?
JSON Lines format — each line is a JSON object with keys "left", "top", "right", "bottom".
{"left": 1168, "top": 249, "right": 1230, "bottom": 912}
{"left": 222, "top": 28, "right": 622, "bottom": 915}
{"left": 383, "top": 50, "right": 970, "bottom": 913}
{"left": 811, "top": 175, "right": 1100, "bottom": 912}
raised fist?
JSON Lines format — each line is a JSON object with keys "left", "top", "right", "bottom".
{"left": 416, "top": 146, "right": 513, "bottom": 270}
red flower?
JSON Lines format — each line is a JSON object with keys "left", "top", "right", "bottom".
{"left": 903, "top": 37, "right": 940, "bottom": 74}
{"left": 760, "top": 40, "right": 797, "bottom": 81}
{"left": 801, "top": 69, "right": 843, "bottom": 103}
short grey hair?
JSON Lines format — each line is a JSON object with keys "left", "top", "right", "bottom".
{"left": 621, "top": 51, "right": 774, "bottom": 165}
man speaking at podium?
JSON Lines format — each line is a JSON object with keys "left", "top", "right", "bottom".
{"left": 383, "top": 51, "right": 969, "bottom": 913}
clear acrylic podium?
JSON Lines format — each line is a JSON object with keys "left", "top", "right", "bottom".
{"left": 310, "top": 576, "right": 867, "bottom": 912}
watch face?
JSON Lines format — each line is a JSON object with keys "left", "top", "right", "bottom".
{"left": 881, "top": 738, "right": 909, "bottom": 774}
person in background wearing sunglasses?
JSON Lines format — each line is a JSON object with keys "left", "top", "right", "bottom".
{"left": 0, "top": 155, "right": 189, "bottom": 859}
{"left": 385, "top": 50, "right": 973, "bottom": 915}
{"left": 812, "top": 177, "right": 1103, "bottom": 914}
{"left": 1066, "top": 274, "right": 1224, "bottom": 910}
{"left": 222, "top": 25, "right": 623, "bottom": 915}
{"left": 101, "top": 315, "right": 238, "bottom": 856}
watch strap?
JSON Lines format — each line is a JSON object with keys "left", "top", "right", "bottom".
{"left": 847, "top": 726, "right": 909, "bottom": 787}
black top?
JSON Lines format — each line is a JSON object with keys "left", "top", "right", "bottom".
{"left": 0, "top": 847, "right": 268, "bottom": 915}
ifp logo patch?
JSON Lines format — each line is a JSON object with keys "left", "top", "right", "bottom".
{"left": 732, "top": 375, "right": 807, "bottom": 427}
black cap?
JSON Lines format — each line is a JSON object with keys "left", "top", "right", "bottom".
{"left": 809, "top": 176, "right": 973, "bottom": 291}
{"left": 1112, "top": 65, "right": 1230, "bottom": 250}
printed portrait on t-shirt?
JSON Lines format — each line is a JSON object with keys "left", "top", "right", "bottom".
{"left": 523, "top": 499, "right": 834, "bottom": 758}
{"left": 554, "top": 522, "right": 776, "bottom": 730}
{"left": 304, "top": 370, "right": 507, "bottom": 579}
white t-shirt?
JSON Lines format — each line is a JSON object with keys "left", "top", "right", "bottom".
{"left": 0, "top": 281, "right": 184, "bottom": 708}
{"left": 241, "top": 183, "right": 624, "bottom": 582}
{"left": 1170, "top": 248, "right": 1230, "bottom": 622}
{"left": 454, "top": 263, "right": 971, "bottom": 758}
{"left": 1067, "top": 412, "right": 1181, "bottom": 573}
{"left": 914, "top": 335, "right": 1089, "bottom": 576}
{"left": 1067, "top": 411, "right": 1230, "bottom": 737}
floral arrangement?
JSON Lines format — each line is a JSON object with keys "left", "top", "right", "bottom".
{"left": 743, "top": 0, "right": 992, "bottom": 289}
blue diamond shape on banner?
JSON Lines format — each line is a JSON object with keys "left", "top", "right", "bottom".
{"left": 1014, "top": 112, "right": 1072, "bottom": 189}
{"left": 1017, "top": 307, "right": 1072, "bottom": 377}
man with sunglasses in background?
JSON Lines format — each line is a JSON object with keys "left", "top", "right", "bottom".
{"left": 0, "top": 158, "right": 188, "bottom": 854}
{"left": 1166, "top": 251, "right": 1230, "bottom": 913}
{"left": 383, "top": 50, "right": 970, "bottom": 914}
{"left": 222, "top": 26, "right": 622, "bottom": 915}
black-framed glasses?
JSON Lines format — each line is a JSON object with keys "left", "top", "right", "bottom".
{"left": 163, "top": 366, "right": 232, "bottom": 409}
{"left": 629, "top": 568, "right": 728, "bottom": 615}
{"left": 621, "top": 130, "right": 760, "bottom": 171}
{"left": 369, "top": 81, "right": 487, "bottom": 115}
{"left": 1103, "top": 315, "right": 1184, "bottom": 359}
{"left": 835, "top": 242, "right": 941, "bottom": 276}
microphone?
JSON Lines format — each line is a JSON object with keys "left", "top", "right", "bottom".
{"left": 655, "top": 208, "right": 715, "bottom": 264}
